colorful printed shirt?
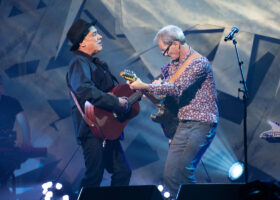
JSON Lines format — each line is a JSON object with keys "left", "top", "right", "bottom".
{"left": 148, "top": 48, "right": 219, "bottom": 123}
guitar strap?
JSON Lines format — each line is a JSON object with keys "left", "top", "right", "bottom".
{"left": 66, "top": 74, "right": 95, "bottom": 127}
{"left": 70, "top": 91, "right": 95, "bottom": 127}
{"left": 168, "top": 51, "right": 201, "bottom": 83}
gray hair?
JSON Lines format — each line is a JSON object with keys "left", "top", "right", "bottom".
{"left": 154, "top": 25, "right": 186, "bottom": 45}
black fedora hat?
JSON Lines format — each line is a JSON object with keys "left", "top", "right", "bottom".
{"left": 67, "top": 19, "right": 96, "bottom": 51}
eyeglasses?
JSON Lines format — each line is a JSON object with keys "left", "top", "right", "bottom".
{"left": 162, "top": 42, "right": 173, "bottom": 56}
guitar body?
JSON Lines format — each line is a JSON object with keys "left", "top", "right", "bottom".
{"left": 150, "top": 96, "right": 179, "bottom": 139}
{"left": 84, "top": 84, "right": 140, "bottom": 140}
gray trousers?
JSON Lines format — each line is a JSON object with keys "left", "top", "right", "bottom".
{"left": 164, "top": 121, "right": 217, "bottom": 198}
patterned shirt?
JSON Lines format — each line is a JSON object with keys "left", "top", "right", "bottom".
{"left": 148, "top": 48, "right": 219, "bottom": 123}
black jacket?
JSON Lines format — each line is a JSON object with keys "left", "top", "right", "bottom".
{"left": 67, "top": 51, "right": 120, "bottom": 139}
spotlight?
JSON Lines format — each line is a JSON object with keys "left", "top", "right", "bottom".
{"left": 55, "top": 183, "right": 63, "bottom": 190}
{"left": 163, "top": 191, "right": 170, "bottom": 198}
{"left": 228, "top": 162, "right": 244, "bottom": 181}
{"left": 62, "top": 195, "right": 70, "bottom": 200}
{"left": 157, "top": 184, "right": 164, "bottom": 192}
{"left": 156, "top": 183, "right": 171, "bottom": 199}
{"left": 45, "top": 191, "right": 53, "bottom": 200}
{"left": 41, "top": 181, "right": 74, "bottom": 200}
{"left": 42, "top": 188, "right": 48, "bottom": 195}
{"left": 42, "top": 181, "right": 53, "bottom": 189}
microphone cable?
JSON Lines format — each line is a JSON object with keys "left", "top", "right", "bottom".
{"left": 39, "top": 145, "right": 81, "bottom": 200}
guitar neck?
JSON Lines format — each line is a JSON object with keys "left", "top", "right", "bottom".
{"left": 142, "top": 91, "right": 161, "bottom": 105}
{"left": 120, "top": 71, "right": 161, "bottom": 105}
{"left": 127, "top": 90, "right": 161, "bottom": 106}
{"left": 127, "top": 91, "right": 142, "bottom": 105}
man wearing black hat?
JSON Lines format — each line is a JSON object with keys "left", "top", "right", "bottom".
{"left": 66, "top": 19, "right": 131, "bottom": 188}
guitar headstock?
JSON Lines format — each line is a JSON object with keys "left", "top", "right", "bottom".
{"left": 120, "top": 70, "right": 137, "bottom": 82}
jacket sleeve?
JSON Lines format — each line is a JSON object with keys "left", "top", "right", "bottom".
{"left": 68, "top": 58, "right": 120, "bottom": 112}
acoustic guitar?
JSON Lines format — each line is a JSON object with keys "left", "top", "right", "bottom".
{"left": 78, "top": 84, "right": 141, "bottom": 140}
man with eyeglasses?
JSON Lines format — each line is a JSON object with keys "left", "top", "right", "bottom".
{"left": 66, "top": 19, "right": 131, "bottom": 189}
{"left": 128, "top": 25, "right": 219, "bottom": 198}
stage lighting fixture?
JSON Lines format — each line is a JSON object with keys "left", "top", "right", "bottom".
{"left": 42, "top": 181, "right": 53, "bottom": 189}
{"left": 45, "top": 191, "right": 53, "bottom": 200}
{"left": 42, "top": 188, "right": 48, "bottom": 195}
{"left": 163, "top": 191, "right": 170, "bottom": 198}
{"left": 157, "top": 184, "right": 164, "bottom": 192}
{"left": 55, "top": 183, "right": 63, "bottom": 190}
{"left": 62, "top": 195, "right": 69, "bottom": 200}
{"left": 41, "top": 181, "right": 73, "bottom": 200}
{"left": 228, "top": 162, "right": 244, "bottom": 181}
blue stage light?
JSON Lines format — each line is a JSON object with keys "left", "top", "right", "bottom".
{"left": 228, "top": 162, "right": 244, "bottom": 180}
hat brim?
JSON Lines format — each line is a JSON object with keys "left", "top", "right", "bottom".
{"left": 70, "top": 21, "right": 96, "bottom": 51}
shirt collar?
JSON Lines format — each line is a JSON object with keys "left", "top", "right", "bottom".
{"left": 74, "top": 50, "right": 93, "bottom": 61}
{"left": 171, "top": 46, "right": 193, "bottom": 67}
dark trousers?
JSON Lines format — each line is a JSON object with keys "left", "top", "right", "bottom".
{"left": 80, "top": 135, "right": 131, "bottom": 188}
